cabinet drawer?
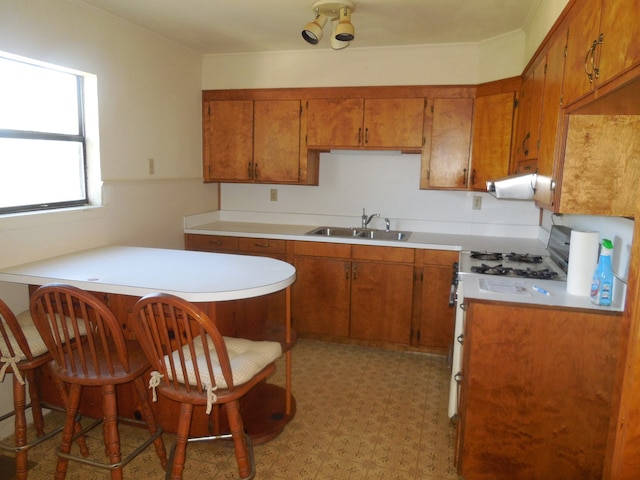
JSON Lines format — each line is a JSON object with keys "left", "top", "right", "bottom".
{"left": 421, "top": 249, "right": 458, "bottom": 266}
{"left": 185, "top": 234, "right": 238, "bottom": 252}
{"left": 352, "top": 245, "right": 414, "bottom": 263}
{"left": 293, "top": 241, "right": 351, "bottom": 259}
{"left": 238, "top": 237, "right": 287, "bottom": 254}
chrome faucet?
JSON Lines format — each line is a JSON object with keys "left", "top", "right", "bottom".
{"left": 361, "top": 208, "right": 380, "bottom": 228}
{"left": 385, "top": 218, "right": 391, "bottom": 232}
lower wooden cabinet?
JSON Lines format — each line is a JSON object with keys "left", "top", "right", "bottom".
{"left": 416, "top": 249, "right": 458, "bottom": 353}
{"left": 457, "top": 300, "right": 622, "bottom": 480}
{"left": 291, "top": 241, "right": 414, "bottom": 345}
{"left": 186, "top": 233, "right": 455, "bottom": 351}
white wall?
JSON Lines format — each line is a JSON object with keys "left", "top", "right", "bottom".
{"left": 0, "top": 0, "right": 217, "bottom": 435}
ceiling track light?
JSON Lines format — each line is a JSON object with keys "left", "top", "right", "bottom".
{"left": 302, "top": 0, "right": 356, "bottom": 50}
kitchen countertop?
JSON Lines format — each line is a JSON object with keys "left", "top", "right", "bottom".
{"left": 185, "top": 220, "right": 549, "bottom": 254}
{"left": 460, "top": 272, "right": 626, "bottom": 312}
{"left": 0, "top": 245, "right": 296, "bottom": 302}
{"left": 184, "top": 218, "right": 627, "bottom": 313}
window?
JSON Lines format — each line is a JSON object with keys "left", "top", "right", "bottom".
{"left": 0, "top": 53, "right": 90, "bottom": 214}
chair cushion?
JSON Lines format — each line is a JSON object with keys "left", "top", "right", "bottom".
{"left": 1, "top": 310, "right": 87, "bottom": 361}
{"left": 164, "top": 336, "right": 282, "bottom": 389}
{"left": 1, "top": 310, "right": 50, "bottom": 360}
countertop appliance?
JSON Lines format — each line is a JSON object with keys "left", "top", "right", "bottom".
{"left": 448, "top": 226, "right": 572, "bottom": 419}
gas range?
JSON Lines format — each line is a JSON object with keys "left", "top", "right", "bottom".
{"left": 459, "top": 250, "right": 567, "bottom": 281}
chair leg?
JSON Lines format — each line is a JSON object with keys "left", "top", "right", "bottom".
{"left": 101, "top": 384, "right": 123, "bottom": 480}
{"left": 13, "top": 375, "right": 28, "bottom": 480}
{"left": 132, "top": 376, "right": 167, "bottom": 469}
{"left": 52, "top": 374, "right": 90, "bottom": 457}
{"left": 25, "top": 369, "right": 45, "bottom": 437}
{"left": 168, "top": 403, "right": 193, "bottom": 480}
{"left": 55, "top": 383, "right": 82, "bottom": 480}
{"left": 226, "top": 400, "right": 254, "bottom": 479}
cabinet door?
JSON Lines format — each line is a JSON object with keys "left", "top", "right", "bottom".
{"left": 459, "top": 301, "right": 621, "bottom": 480}
{"left": 253, "top": 100, "right": 301, "bottom": 183}
{"left": 562, "top": 0, "right": 602, "bottom": 106}
{"left": 421, "top": 98, "right": 474, "bottom": 189}
{"left": 203, "top": 100, "right": 253, "bottom": 182}
{"left": 291, "top": 255, "right": 351, "bottom": 337}
{"left": 418, "top": 251, "right": 457, "bottom": 351}
{"left": 513, "top": 59, "right": 545, "bottom": 163}
{"left": 363, "top": 98, "right": 425, "bottom": 149}
{"left": 349, "top": 261, "right": 413, "bottom": 344}
{"left": 469, "top": 92, "right": 515, "bottom": 190}
{"left": 558, "top": 115, "right": 640, "bottom": 217}
{"left": 535, "top": 27, "right": 567, "bottom": 209}
{"left": 597, "top": 0, "right": 640, "bottom": 86}
{"left": 306, "top": 98, "right": 364, "bottom": 148}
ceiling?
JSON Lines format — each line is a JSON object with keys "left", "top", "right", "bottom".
{"left": 73, "top": 0, "right": 542, "bottom": 55}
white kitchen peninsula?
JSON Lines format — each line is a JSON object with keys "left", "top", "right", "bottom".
{"left": 0, "top": 245, "right": 297, "bottom": 443}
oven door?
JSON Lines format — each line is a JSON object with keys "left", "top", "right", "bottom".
{"left": 448, "top": 278, "right": 465, "bottom": 420}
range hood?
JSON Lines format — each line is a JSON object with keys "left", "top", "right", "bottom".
{"left": 486, "top": 172, "right": 536, "bottom": 200}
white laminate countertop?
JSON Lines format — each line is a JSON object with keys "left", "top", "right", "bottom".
{"left": 184, "top": 220, "right": 628, "bottom": 313}
{"left": 184, "top": 221, "right": 549, "bottom": 254}
{"left": 460, "top": 273, "right": 626, "bottom": 313}
{"left": 0, "top": 246, "right": 296, "bottom": 302}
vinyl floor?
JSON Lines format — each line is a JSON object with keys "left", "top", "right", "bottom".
{"left": 0, "top": 339, "right": 461, "bottom": 479}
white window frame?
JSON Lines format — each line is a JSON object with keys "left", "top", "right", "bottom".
{"left": 0, "top": 52, "right": 101, "bottom": 215}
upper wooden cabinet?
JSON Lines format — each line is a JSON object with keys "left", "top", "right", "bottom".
{"left": 563, "top": 0, "right": 640, "bottom": 107}
{"left": 513, "top": 58, "right": 546, "bottom": 165}
{"left": 556, "top": 114, "right": 640, "bottom": 217}
{"left": 469, "top": 79, "right": 518, "bottom": 190}
{"left": 203, "top": 99, "right": 304, "bottom": 183}
{"left": 534, "top": 24, "right": 568, "bottom": 209}
{"left": 306, "top": 97, "right": 426, "bottom": 149}
{"left": 420, "top": 97, "right": 474, "bottom": 189}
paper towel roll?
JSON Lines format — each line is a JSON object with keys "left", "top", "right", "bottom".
{"left": 566, "top": 230, "right": 600, "bottom": 296}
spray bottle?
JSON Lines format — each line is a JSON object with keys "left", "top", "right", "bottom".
{"left": 590, "top": 239, "right": 614, "bottom": 306}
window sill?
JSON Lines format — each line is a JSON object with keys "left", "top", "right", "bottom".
{"left": 0, "top": 205, "right": 105, "bottom": 230}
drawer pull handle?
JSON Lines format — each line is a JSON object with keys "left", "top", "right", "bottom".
{"left": 254, "top": 243, "right": 270, "bottom": 248}
{"left": 208, "top": 240, "right": 223, "bottom": 245}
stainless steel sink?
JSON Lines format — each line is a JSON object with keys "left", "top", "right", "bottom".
{"left": 306, "top": 226, "right": 411, "bottom": 242}
{"left": 357, "top": 229, "right": 410, "bottom": 241}
{"left": 306, "top": 226, "right": 361, "bottom": 237}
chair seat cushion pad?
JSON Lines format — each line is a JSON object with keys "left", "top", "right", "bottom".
{"left": 164, "top": 336, "right": 282, "bottom": 390}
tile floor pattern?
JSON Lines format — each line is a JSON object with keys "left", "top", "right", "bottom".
{"left": 1, "top": 339, "right": 461, "bottom": 479}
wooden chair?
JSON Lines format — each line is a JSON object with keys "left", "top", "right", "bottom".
{"left": 0, "top": 297, "right": 88, "bottom": 480}
{"left": 29, "top": 283, "right": 167, "bottom": 480}
{"left": 132, "top": 292, "right": 283, "bottom": 480}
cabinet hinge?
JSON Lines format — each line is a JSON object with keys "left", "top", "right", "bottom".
{"left": 300, "top": 105, "right": 303, "bottom": 116}
{"left": 513, "top": 99, "right": 519, "bottom": 109}
{"left": 544, "top": 63, "right": 548, "bottom": 74}
{"left": 564, "top": 45, "right": 568, "bottom": 57}
{"left": 430, "top": 104, "right": 434, "bottom": 113}
{"left": 559, "top": 94, "right": 564, "bottom": 106}
{"left": 207, "top": 105, "right": 211, "bottom": 116}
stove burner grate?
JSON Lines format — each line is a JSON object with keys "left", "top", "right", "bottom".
{"left": 506, "top": 253, "right": 543, "bottom": 264}
{"left": 470, "top": 251, "right": 503, "bottom": 261}
{"left": 470, "top": 264, "right": 559, "bottom": 280}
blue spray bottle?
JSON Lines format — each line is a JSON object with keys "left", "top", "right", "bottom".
{"left": 590, "top": 239, "right": 614, "bottom": 306}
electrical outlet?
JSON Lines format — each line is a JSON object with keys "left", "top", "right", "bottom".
{"left": 472, "top": 195, "right": 482, "bottom": 210}
{"left": 148, "top": 158, "right": 155, "bottom": 175}
{"left": 270, "top": 188, "right": 278, "bottom": 202}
